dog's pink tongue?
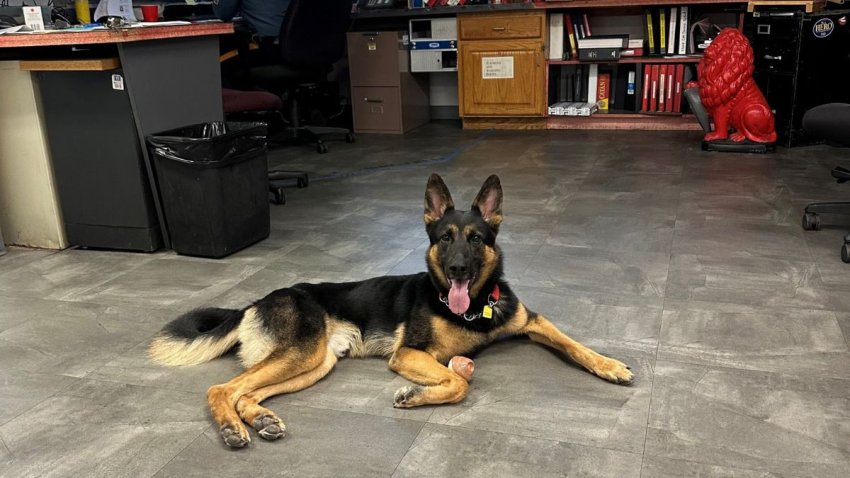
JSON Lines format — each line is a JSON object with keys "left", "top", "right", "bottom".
{"left": 448, "top": 279, "right": 471, "bottom": 315}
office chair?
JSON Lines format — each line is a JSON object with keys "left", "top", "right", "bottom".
{"left": 249, "top": 0, "right": 355, "bottom": 154}
{"left": 221, "top": 88, "right": 308, "bottom": 205}
{"left": 799, "top": 103, "right": 850, "bottom": 263}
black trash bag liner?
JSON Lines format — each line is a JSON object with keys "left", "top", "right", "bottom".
{"left": 146, "top": 121, "right": 270, "bottom": 258}
{"left": 146, "top": 121, "right": 267, "bottom": 167}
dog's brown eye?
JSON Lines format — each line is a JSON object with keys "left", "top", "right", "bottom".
{"left": 440, "top": 233, "right": 451, "bottom": 243}
{"left": 469, "top": 234, "right": 482, "bottom": 245}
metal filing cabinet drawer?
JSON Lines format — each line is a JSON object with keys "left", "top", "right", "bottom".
{"left": 348, "top": 32, "right": 406, "bottom": 87}
{"left": 352, "top": 86, "right": 403, "bottom": 133}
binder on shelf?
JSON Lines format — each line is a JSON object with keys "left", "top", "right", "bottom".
{"left": 658, "top": 64, "right": 667, "bottom": 112}
{"left": 549, "top": 13, "right": 565, "bottom": 60}
{"left": 632, "top": 64, "right": 642, "bottom": 112}
{"left": 659, "top": 9, "right": 667, "bottom": 54}
{"left": 667, "top": 7, "right": 678, "bottom": 55}
{"left": 564, "top": 13, "right": 578, "bottom": 59}
{"left": 573, "top": 65, "right": 583, "bottom": 101}
{"left": 673, "top": 63, "right": 684, "bottom": 112}
{"left": 587, "top": 64, "right": 599, "bottom": 105}
{"left": 644, "top": 9, "right": 656, "bottom": 55}
{"left": 649, "top": 64, "right": 659, "bottom": 111}
{"left": 612, "top": 65, "right": 626, "bottom": 110}
{"left": 678, "top": 6, "right": 689, "bottom": 55}
{"left": 557, "top": 66, "right": 568, "bottom": 103}
{"left": 641, "top": 64, "right": 650, "bottom": 111}
{"left": 575, "top": 65, "right": 584, "bottom": 102}
{"left": 609, "top": 65, "right": 620, "bottom": 108}
{"left": 665, "top": 65, "right": 674, "bottom": 112}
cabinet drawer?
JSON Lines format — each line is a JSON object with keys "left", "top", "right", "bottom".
{"left": 347, "top": 32, "right": 404, "bottom": 87}
{"left": 459, "top": 13, "right": 544, "bottom": 41}
{"left": 352, "top": 86, "right": 403, "bottom": 134}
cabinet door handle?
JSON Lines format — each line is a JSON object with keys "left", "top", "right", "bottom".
{"left": 364, "top": 98, "right": 383, "bottom": 103}
{"left": 764, "top": 54, "right": 783, "bottom": 61}
{"left": 491, "top": 26, "right": 506, "bottom": 31}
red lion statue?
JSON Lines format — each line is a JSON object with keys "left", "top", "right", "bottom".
{"left": 690, "top": 28, "right": 777, "bottom": 144}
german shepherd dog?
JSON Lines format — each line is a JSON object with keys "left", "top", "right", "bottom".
{"left": 149, "top": 174, "right": 634, "bottom": 448}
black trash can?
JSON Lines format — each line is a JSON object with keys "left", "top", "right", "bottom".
{"left": 147, "top": 122, "right": 270, "bottom": 258}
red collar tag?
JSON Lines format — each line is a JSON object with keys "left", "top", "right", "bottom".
{"left": 491, "top": 284, "right": 501, "bottom": 302}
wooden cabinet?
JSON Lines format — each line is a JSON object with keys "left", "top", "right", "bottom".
{"left": 458, "top": 11, "right": 546, "bottom": 119}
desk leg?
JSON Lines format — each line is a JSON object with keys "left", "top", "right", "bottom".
{"left": 118, "top": 36, "right": 224, "bottom": 249}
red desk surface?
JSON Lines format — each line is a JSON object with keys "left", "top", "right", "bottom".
{"left": 0, "top": 22, "right": 233, "bottom": 48}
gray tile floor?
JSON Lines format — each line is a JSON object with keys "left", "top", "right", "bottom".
{"left": 2, "top": 123, "right": 850, "bottom": 477}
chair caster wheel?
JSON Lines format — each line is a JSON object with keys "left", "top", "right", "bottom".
{"left": 843, "top": 243, "right": 850, "bottom": 264}
{"left": 802, "top": 212, "right": 820, "bottom": 231}
{"left": 297, "top": 175, "right": 308, "bottom": 188}
{"left": 345, "top": 133, "right": 356, "bottom": 143}
{"left": 317, "top": 141, "right": 328, "bottom": 154}
{"left": 270, "top": 186, "right": 286, "bottom": 205}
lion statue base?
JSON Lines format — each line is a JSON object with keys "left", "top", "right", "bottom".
{"left": 687, "top": 28, "right": 777, "bottom": 150}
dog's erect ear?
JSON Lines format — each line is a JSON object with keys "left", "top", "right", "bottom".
{"left": 472, "top": 175, "right": 503, "bottom": 229}
{"left": 424, "top": 173, "right": 455, "bottom": 225}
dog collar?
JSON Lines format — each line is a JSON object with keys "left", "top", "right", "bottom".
{"left": 439, "top": 284, "right": 501, "bottom": 321}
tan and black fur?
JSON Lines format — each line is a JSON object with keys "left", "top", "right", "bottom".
{"left": 148, "top": 174, "right": 634, "bottom": 448}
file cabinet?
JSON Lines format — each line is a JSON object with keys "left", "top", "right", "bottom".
{"left": 347, "top": 31, "right": 430, "bottom": 134}
{"left": 746, "top": 10, "right": 850, "bottom": 146}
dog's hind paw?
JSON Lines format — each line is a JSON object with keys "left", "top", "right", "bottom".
{"left": 220, "top": 425, "right": 251, "bottom": 448}
{"left": 393, "top": 385, "right": 424, "bottom": 408}
{"left": 253, "top": 414, "right": 286, "bottom": 441}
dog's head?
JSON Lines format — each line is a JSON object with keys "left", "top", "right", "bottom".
{"left": 424, "top": 173, "right": 503, "bottom": 315}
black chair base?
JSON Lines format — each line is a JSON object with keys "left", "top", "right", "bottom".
{"left": 269, "top": 124, "right": 354, "bottom": 154}
{"left": 268, "top": 171, "right": 309, "bottom": 205}
{"left": 802, "top": 198, "right": 850, "bottom": 263}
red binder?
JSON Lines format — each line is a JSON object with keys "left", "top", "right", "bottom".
{"left": 658, "top": 65, "right": 667, "bottom": 112}
{"left": 665, "top": 65, "right": 674, "bottom": 112}
{"left": 650, "top": 64, "right": 659, "bottom": 112}
{"left": 673, "top": 64, "right": 684, "bottom": 112}
{"left": 641, "top": 64, "right": 650, "bottom": 111}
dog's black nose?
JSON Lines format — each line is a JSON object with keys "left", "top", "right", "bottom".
{"left": 448, "top": 264, "right": 467, "bottom": 276}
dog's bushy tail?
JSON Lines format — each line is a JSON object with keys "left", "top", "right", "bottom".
{"left": 148, "top": 308, "right": 243, "bottom": 366}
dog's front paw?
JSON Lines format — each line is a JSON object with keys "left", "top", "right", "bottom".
{"left": 220, "top": 424, "right": 251, "bottom": 448}
{"left": 592, "top": 357, "right": 634, "bottom": 385}
{"left": 253, "top": 414, "right": 286, "bottom": 441}
{"left": 393, "top": 385, "right": 424, "bottom": 408}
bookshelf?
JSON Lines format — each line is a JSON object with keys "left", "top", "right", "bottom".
{"left": 541, "top": 1, "right": 744, "bottom": 129}
{"left": 455, "top": 2, "right": 746, "bottom": 130}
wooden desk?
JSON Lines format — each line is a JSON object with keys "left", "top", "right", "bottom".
{"left": 0, "top": 23, "right": 233, "bottom": 48}
{"left": 0, "top": 23, "right": 233, "bottom": 250}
